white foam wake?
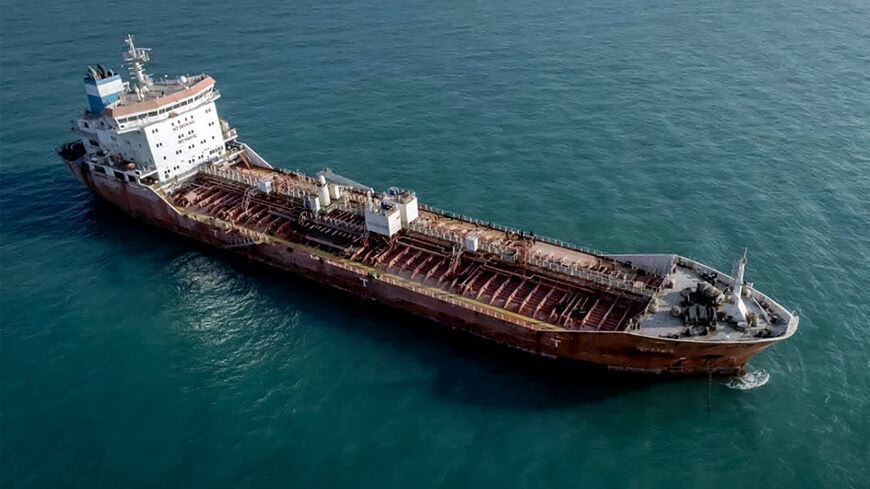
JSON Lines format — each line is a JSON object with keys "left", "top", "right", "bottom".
{"left": 725, "top": 368, "right": 770, "bottom": 390}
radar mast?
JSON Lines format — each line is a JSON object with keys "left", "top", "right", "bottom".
{"left": 123, "top": 34, "right": 152, "bottom": 90}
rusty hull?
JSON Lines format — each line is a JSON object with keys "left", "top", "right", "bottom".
{"left": 65, "top": 159, "right": 780, "bottom": 376}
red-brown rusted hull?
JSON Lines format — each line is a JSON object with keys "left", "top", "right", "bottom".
{"left": 66, "top": 160, "right": 776, "bottom": 376}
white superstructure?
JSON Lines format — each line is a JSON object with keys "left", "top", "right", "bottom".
{"left": 74, "top": 35, "right": 234, "bottom": 182}
{"left": 363, "top": 188, "right": 419, "bottom": 237}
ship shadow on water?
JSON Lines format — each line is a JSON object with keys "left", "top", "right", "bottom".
{"left": 81, "top": 198, "right": 669, "bottom": 408}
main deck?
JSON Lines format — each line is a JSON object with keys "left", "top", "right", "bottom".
{"left": 166, "top": 159, "right": 661, "bottom": 333}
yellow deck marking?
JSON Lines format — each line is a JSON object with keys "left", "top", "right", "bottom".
{"left": 176, "top": 206, "right": 564, "bottom": 332}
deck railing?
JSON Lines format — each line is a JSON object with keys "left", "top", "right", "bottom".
{"left": 190, "top": 173, "right": 658, "bottom": 299}
{"left": 405, "top": 220, "right": 463, "bottom": 245}
{"left": 200, "top": 163, "right": 316, "bottom": 201}
{"left": 194, "top": 210, "right": 650, "bottom": 331}
{"left": 418, "top": 203, "right": 606, "bottom": 256}
{"left": 201, "top": 164, "right": 260, "bottom": 186}
{"left": 204, "top": 217, "right": 544, "bottom": 328}
{"left": 528, "top": 257, "right": 655, "bottom": 298}
{"left": 324, "top": 259, "right": 546, "bottom": 330}
{"left": 408, "top": 210, "right": 655, "bottom": 297}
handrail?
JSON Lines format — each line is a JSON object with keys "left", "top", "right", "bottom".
{"left": 201, "top": 213, "right": 548, "bottom": 330}
{"left": 528, "top": 257, "right": 655, "bottom": 297}
{"left": 191, "top": 171, "right": 657, "bottom": 299}
{"left": 407, "top": 213, "right": 654, "bottom": 296}
{"left": 185, "top": 209, "right": 649, "bottom": 332}
{"left": 405, "top": 220, "right": 463, "bottom": 245}
{"left": 200, "top": 163, "right": 315, "bottom": 201}
{"left": 418, "top": 203, "right": 607, "bottom": 256}
{"left": 200, "top": 163, "right": 260, "bottom": 186}
{"left": 352, "top": 265, "right": 549, "bottom": 330}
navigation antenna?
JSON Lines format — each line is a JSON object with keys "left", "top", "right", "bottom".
{"left": 730, "top": 248, "right": 748, "bottom": 297}
{"left": 123, "top": 34, "right": 153, "bottom": 90}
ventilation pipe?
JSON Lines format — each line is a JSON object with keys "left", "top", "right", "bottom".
{"left": 328, "top": 183, "right": 342, "bottom": 200}
{"left": 317, "top": 174, "right": 331, "bottom": 207}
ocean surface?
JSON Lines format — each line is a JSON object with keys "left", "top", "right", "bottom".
{"left": 2, "top": 0, "right": 869, "bottom": 487}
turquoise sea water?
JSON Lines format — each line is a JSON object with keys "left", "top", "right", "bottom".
{"left": 2, "top": 0, "right": 869, "bottom": 487}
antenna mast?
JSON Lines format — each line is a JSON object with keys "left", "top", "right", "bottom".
{"left": 731, "top": 248, "right": 747, "bottom": 299}
{"left": 123, "top": 34, "right": 152, "bottom": 90}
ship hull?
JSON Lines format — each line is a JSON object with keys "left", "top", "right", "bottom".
{"left": 65, "top": 159, "right": 778, "bottom": 376}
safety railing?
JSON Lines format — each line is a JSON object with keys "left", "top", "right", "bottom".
{"left": 336, "top": 198, "right": 365, "bottom": 216}
{"left": 418, "top": 203, "right": 606, "bottom": 256}
{"left": 201, "top": 163, "right": 317, "bottom": 202}
{"left": 279, "top": 186, "right": 308, "bottom": 200}
{"left": 288, "top": 246, "right": 541, "bottom": 327}
{"left": 200, "top": 164, "right": 260, "bottom": 186}
{"left": 405, "top": 220, "right": 464, "bottom": 246}
{"left": 276, "top": 167, "right": 317, "bottom": 184}
{"left": 199, "top": 213, "right": 562, "bottom": 330}
{"left": 478, "top": 242, "right": 518, "bottom": 263}
{"left": 312, "top": 211, "right": 366, "bottom": 235}
{"left": 370, "top": 269, "right": 545, "bottom": 329}
{"left": 528, "top": 257, "right": 656, "bottom": 298}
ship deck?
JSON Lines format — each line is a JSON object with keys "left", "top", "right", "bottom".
{"left": 639, "top": 264, "right": 792, "bottom": 341}
{"left": 167, "top": 164, "right": 658, "bottom": 332}
{"left": 411, "top": 210, "right": 664, "bottom": 290}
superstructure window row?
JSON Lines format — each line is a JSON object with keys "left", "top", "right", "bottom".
{"left": 113, "top": 88, "right": 212, "bottom": 124}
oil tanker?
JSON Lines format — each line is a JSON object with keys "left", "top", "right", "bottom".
{"left": 59, "top": 36, "right": 798, "bottom": 375}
